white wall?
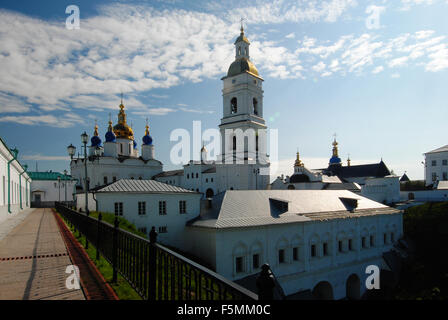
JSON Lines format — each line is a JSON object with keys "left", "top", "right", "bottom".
{"left": 361, "top": 176, "right": 400, "bottom": 204}
{"left": 425, "top": 151, "right": 448, "bottom": 186}
{"left": 400, "top": 190, "right": 448, "bottom": 202}
{"left": 0, "top": 140, "right": 31, "bottom": 223}
{"left": 31, "top": 180, "right": 77, "bottom": 203}
{"left": 186, "top": 211, "right": 403, "bottom": 299}
{"left": 95, "top": 192, "right": 201, "bottom": 249}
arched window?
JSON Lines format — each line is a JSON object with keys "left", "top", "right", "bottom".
{"left": 238, "top": 47, "right": 241, "bottom": 56}
{"left": 231, "top": 97, "right": 237, "bottom": 114}
{"left": 253, "top": 98, "right": 258, "bottom": 115}
{"left": 232, "top": 136, "right": 237, "bottom": 151}
{"left": 245, "top": 47, "right": 248, "bottom": 56}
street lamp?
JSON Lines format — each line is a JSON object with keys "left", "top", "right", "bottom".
{"left": 57, "top": 176, "right": 61, "bottom": 202}
{"left": 63, "top": 169, "right": 68, "bottom": 205}
{"left": 67, "top": 144, "right": 76, "bottom": 160}
{"left": 81, "top": 131, "right": 89, "bottom": 216}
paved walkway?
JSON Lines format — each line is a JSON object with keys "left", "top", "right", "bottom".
{"left": 0, "top": 208, "right": 85, "bottom": 300}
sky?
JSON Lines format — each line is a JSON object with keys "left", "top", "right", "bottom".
{"left": 0, "top": 0, "right": 447, "bottom": 181}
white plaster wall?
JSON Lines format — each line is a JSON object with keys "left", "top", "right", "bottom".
{"left": 425, "top": 151, "right": 448, "bottom": 186}
{"left": 361, "top": 176, "right": 400, "bottom": 204}
{"left": 31, "top": 180, "right": 77, "bottom": 202}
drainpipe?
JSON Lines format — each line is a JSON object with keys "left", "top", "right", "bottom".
{"left": 19, "top": 166, "right": 27, "bottom": 210}
{"left": 7, "top": 148, "right": 18, "bottom": 214}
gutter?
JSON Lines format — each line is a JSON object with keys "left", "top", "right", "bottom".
{"left": 7, "top": 148, "right": 18, "bottom": 214}
{"left": 19, "top": 165, "right": 27, "bottom": 210}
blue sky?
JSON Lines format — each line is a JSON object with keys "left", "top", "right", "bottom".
{"left": 0, "top": 0, "right": 447, "bottom": 180}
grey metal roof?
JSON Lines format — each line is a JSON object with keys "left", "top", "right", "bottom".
{"left": 202, "top": 167, "right": 216, "bottom": 174}
{"left": 189, "top": 190, "right": 400, "bottom": 229}
{"left": 426, "top": 144, "right": 448, "bottom": 154}
{"left": 152, "top": 169, "right": 184, "bottom": 178}
{"left": 97, "top": 179, "right": 196, "bottom": 194}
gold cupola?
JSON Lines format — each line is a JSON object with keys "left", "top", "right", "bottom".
{"left": 294, "top": 151, "right": 304, "bottom": 167}
{"left": 226, "top": 25, "right": 260, "bottom": 78}
{"left": 113, "top": 102, "right": 134, "bottom": 140}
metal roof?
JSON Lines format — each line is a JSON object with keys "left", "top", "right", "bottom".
{"left": 426, "top": 145, "right": 448, "bottom": 154}
{"left": 97, "top": 179, "right": 196, "bottom": 194}
{"left": 152, "top": 169, "right": 184, "bottom": 178}
{"left": 28, "top": 171, "right": 71, "bottom": 181}
{"left": 189, "top": 190, "right": 400, "bottom": 229}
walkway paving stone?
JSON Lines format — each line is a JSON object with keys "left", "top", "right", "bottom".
{"left": 0, "top": 208, "right": 85, "bottom": 300}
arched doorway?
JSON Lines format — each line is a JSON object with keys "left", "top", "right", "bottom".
{"left": 312, "top": 281, "right": 334, "bottom": 300}
{"left": 205, "top": 188, "right": 214, "bottom": 198}
{"left": 346, "top": 274, "right": 361, "bottom": 300}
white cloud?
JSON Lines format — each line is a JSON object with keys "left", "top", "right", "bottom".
{"left": 372, "top": 66, "right": 384, "bottom": 73}
{"left": 0, "top": 113, "right": 84, "bottom": 127}
{"left": 285, "top": 32, "right": 295, "bottom": 39}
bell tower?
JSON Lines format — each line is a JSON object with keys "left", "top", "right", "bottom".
{"left": 216, "top": 25, "right": 270, "bottom": 192}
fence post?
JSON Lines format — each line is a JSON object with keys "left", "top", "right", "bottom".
{"left": 256, "top": 264, "right": 275, "bottom": 300}
{"left": 112, "top": 216, "right": 120, "bottom": 283}
{"left": 148, "top": 226, "right": 158, "bottom": 300}
{"left": 96, "top": 213, "right": 102, "bottom": 260}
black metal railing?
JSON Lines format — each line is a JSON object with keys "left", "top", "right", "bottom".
{"left": 55, "top": 202, "right": 258, "bottom": 300}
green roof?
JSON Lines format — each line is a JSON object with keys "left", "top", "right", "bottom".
{"left": 28, "top": 171, "right": 72, "bottom": 181}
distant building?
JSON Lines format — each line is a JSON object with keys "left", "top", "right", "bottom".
{"left": 424, "top": 145, "right": 448, "bottom": 186}
{"left": 0, "top": 137, "right": 31, "bottom": 222}
{"left": 28, "top": 171, "right": 76, "bottom": 207}
{"left": 271, "top": 140, "right": 400, "bottom": 204}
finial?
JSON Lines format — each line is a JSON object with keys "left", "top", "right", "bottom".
{"left": 240, "top": 17, "right": 245, "bottom": 33}
{"left": 120, "top": 91, "right": 123, "bottom": 105}
{"left": 108, "top": 112, "right": 112, "bottom": 125}
{"left": 93, "top": 119, "right": 99, "bottom": 136}
{"left": 294, "top": 149, "right": 303, "bottom": 167}
{"left": 347, "top": 154, "right": 351, "bottom": 167}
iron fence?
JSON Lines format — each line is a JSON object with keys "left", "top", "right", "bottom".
{"left": 55, "top": 202, "right": 258, "bottom": 300}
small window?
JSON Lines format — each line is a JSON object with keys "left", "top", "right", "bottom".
{"left": 252, "top": 254, "right": 260, "bottom": 269}
{"left": 114, "top": 202, "right": 123, "bottom": 216}
{"left": 231, "top": 97, "right": 237, "bottom": 114}
{"left": 292, "top": 247, "right": 298, "bottom": 261}
{"left": 348, "top": 239, "right": 353, "bottom": 251}
{"left": 206, "top": 178, "right": 208, "bottom": 183}
{"left": 211, "top": 178, "right": 214, "bottom": 182}
{"left": 159, "top": 201, "right": 167, "bottom": 215}
{"left": 391, "top": 232, "right": 395, "bottom": 242}
{"left": 370, "top": 235, "right": 374, "bottom": 247}
{"left": 158, "top": 226, "right": 167, "bottom": 233}
{"left": 187, "top": 174, "right": 189, "bottom": 179}
{"left": 138, "top": 202, "right": 146, "bottom": 215}
{"left": 338, "top": 240, "right": 343, "bottom": 253}
{"left": 443, "top": 160, "right": 448, "bottom": 166}
{"left": 103, "top": 176, "right": 108, "bottom": 185}
{"left": 139, "top": 177, "right": 142, "bottom": 180}
{"left": 362, "top": 237, "right": 366, "bottom": 248}
{"left": 383, "top": 233, "right": 387, "bottom": 244}
{"left": 138, "top": 227, "right": 147, "bottom": 234}
{"left": 278, "top": 249, "right": 285, "bottom": 263}
{"left": 179, "top": 200, "right": 186, "bottom": 214}
{"left": 432, "top": 172, "right": 437, "bottom": 181}
{"left": 443, "top": 172, "right": 448, "bottom": 181}
{"left": 323, "top": 242, "right": 329, "bottom": 256}
{"left": 196, "top": 173, "right": 198, "bottom": 179}
{"left": 311, "top": 245, "right": 316, "bottom": 257}
{"left": 235, "top": 256, "right": 244, "bottom": 273}
{"left": 113, "top": 176, "right": 117, "bottom": 182}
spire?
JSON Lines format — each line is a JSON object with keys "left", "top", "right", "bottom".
{"left": 347, "top": 154, "right": 351, "bottom": 167}
{"left": 93, "top": 120, "right": 99, "bottom": 137}
{"left": 145, "top": 117, "right": 150, "bottom": 136}
{"left": 332, "top": 134, "right": 339, "bottom": 158}
{"left": 294, "top": 149, "right": 304, "bottom": 167}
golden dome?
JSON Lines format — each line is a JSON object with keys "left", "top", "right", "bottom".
{"left": 294, "top": 151, "right": 304, "bottom": 167}
{"left": 113, "top": 103, "right": 134, "bottom": 140}
{"left": 227, "top": 57, "right": 259, "bottom": 77}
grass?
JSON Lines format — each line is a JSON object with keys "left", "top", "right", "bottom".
{"left": 58, "top": 213, "right": 142, "bottom": 300}
{"left": 88, "top": 211, "right": 147, "bottom": 238}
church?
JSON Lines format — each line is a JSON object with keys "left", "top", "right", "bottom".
{"left": 69, "top": 26, "right": 403, "bottom": 300}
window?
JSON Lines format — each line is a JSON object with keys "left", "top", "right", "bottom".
{"left": 159, "top": 201, "right": 167, "bottom": 215}
{"left": 138, "top": 202, "right": 146, "bottom": 215}
{"left": 311, "top": 245, "right": 316, "bottom": 258}
{"left": 323, "top": 242, "right": 329, "bottom": 256}
{"left": 114, "top": 202, "right": 123, "bottom": 216}
{"left": 253, "top": 98, "right": 258, "bottom": 115}
{"left": 432, "top": 172, "right": 437, "bottom": 181}
{"left": 120, "top": 144, "right": 123, "bottom": 154}
{"left": 231, "top": 97, "right": 237, "bottom": 114}
{"left": 196, "top": 173, "right": 198, "bottom": 178}
{"left": 443, "top": 160, "right": 448, "bottom": 166}
{"left": 362, "top": 237, "right": 366, "bottom": 248}
{"left": 138, "top": 227, "right": 147, "bottom": 234}
{"left": 383, "top": 233, "right": 388, "bottom": 244}
{"left": 338, "top": 240, "right": 343, "bottom": 253}
{"left": 443, "top": 172, "right": 448, "bottom": 181}
{"left": 211, "top": 178, "right": 214, "bottom": 183}
{"left": 104, "top": 176, "right": 108, "bottom": 185}
{"left": 206, "top": 178, "right": 208, "bottom": 183}
{"left": 113, "top": 176, "right": 117, "bottom": 182}
{"left": 370, "top": 235, "right": 375, "bottom": 247}
{"left": 391, "top": 232, "right": 395, "bottom": 242}
{"left": 348, "top": 239, "right": 353, "bottom": 251}
{"left": 235, "top": 256, "right": 244, "bottom": 273}
{"left": 278, "top": 249, "right": 285, "bottom": 263}
{"left": 187, "top": 174, "right": 189, "bottom": 179}
{"left": 292, "top": 247, "right": 298, "bottom": 261}
{"left": 139, "top": 177, "right": 142, "bottom": 180}
{"left": 179, "top": 200, "right": 186, "bottom": 214}
{"left": 432, "top": 160, "right": 437, "bottom": 166}
{"left": 252, "top": 254, "right": 260, "bottom": 269}
{"left": 158, "top": 226, "right": 167, "bottom": 233}
{"left": 232, "top": 136, "right": 237, "bottom": 151}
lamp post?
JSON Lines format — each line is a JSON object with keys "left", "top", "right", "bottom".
{"left": 81, "top": 131, "right": 89, "bottom": 216}
{"left": 63, "top": 169, "right": 68, "bottom": 205}
{"left": 67, "top": 144, "right": 76, "bottom": 208}
{"left": 57, "top": 176, "right": 61, "bottom": 202}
